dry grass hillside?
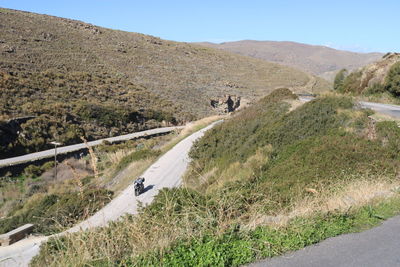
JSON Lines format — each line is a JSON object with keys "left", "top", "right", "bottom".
{"left": 0, "top": 8, "right": 328, "bottom": 157}
{"left": 197, "top": 40, "right": 383, "bottom": 81}
{"left": 0, "top": 8, "right": 327, "bottom": 117}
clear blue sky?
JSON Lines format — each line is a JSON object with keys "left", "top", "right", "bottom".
{"left": 1, "top": 0, "right": 398, "bottom": 53}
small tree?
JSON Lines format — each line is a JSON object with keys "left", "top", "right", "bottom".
{"left": 385, "top": 62, "right": 400, "bottom": 97}
{"left": 333, "top": 69, "right": 348, "bottom": 92}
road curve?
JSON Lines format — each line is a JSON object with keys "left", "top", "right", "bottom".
{"left": 359, "top": 101, "right": 400, "bottom": 118}
{"left": 0, "top": 126, "right": 184, "bottom": 168}
{"left": 0, "top": 121, "right": 220, "bottom": 267}
{"left": 299, "top": 96, "right": 400, "bottom": 119}
{"left": 249, "top": 215, "right": 400, "bottom": 267}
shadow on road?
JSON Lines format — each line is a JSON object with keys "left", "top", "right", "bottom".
{"left": 143, "top": 184, "right": 154, "bottom": 193}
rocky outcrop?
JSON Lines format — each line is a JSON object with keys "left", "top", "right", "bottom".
{"left": 210, "top": 95, "right": 241, "bottom": 113}
{"left": 360, "top": 53, "right": 400, "bottom": 88}
{"left": 0, "top": 116, "right": 35, "bottom": 156}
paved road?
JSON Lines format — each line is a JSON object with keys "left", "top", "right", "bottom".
{"left": 359, "top": 101, "right": 400, "bottom": 118}
{"left": 0, "top": 126, "right": 183, "bottom": 168}
{"left": 299, "top": 97, "right": 400, "bottom": 119}
{"left": 0, "top": 121, "right": 220, "bottom": 267}
{"left": 249, "top": 215, "right": 400, "bottom": 267}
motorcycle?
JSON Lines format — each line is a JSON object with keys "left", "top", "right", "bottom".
{"left": 134, "top": 177, "right": 145, "bottom": 196}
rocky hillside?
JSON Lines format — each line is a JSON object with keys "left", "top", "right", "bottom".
{"left": 197, "top": 40, "right": 383, "bottom": 81}
{"left": 0, "top": 8, "right": 328, "bottom": 158}
{"left": 334, "top": 53, "right": 400, "bottom": 98}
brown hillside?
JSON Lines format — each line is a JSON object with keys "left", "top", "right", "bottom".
{"left": 197, "top": 40, "right": 383, "bottom": 81}
{"left": 0, "top": 8, "right": 327, "bottom": 157}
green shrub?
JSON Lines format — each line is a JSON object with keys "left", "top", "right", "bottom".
{"left": 341, "top": 71, "right": 363, "bottom": 94}
{"left": 365, "top": 83, "right": 385, "bottom": 95}
{"left": 23, "top": 161, "right": 55, "bottom": 178}
{"left": 333, "top": 69, "right": 348, "bottom": 91}
{"left": 41, "top": 161, "right": 55, "bottom": 171}
{"left": 24, "top": 165, "right": 43, "bottom": 178}
{"left": 385, "top": 62, "right": 400, "bottom": 96}
{"left": 0, "top": 189, "right": 113, "bottom": 235}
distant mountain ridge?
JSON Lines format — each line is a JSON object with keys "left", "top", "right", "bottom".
{"left": 196, "top": 40, "right": 383, "bottom": 81}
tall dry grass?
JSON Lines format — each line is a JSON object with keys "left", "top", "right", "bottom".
{"left": 34, "top": 188, "right": 218, "bottom": 266}
{"left": 81, "top": 136, "right": 99, "bottom": 179}
{"left": 160, "top": 115, "right": 225, "bottom": 153}
{"left": 246, "top": 175, "right": 400, "bottom": 229}
{"left": 35, "top": 174, "right": 400, "bottom": 266}
{"left": 65, "top": 160, "right": 84, "bottom": 198}
{"left": 107, "top": 149, "right": 132, "bottom": 166}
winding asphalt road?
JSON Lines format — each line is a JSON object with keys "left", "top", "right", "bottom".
{"left": 249, "top": 215, "right": 400, "bottom": 267}
{"left": 359, "top": 101, "right": 400, "bottom": 118}
{"left": 0, "top": 126, "right": 184, "bottom": 168}
{"left": 0, "top": 121, "right": 220, "bottom": 267}
{"left": 299, "top": 96, "right": 400, "bottom": 119}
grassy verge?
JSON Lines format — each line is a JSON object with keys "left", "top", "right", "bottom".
{"left": 131, "top": 195, "right": 400, "bottom": 266}
{"left": 0, "top": 189, "right": 113, "bottom": 235}
{"left": 357, "top": 93, "right": 400, "bottom": 106}
{"left": 159, "top": 115, "right": 225, "bottom": 153}
{"left": 33, "top": 191, "right": 400, "bottom": 266}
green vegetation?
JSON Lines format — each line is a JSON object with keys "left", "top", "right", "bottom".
{"left": 114, "top": 149, "right": 161, "bottom": 172}
{"left": 0, "top": 132, "right": 176, "bottom": 237}
{"left": 24, "top": 162, "right": 55, "bottom": 178}
{"left": 335, "top": 55, "right": 400, "bottom": 102}
{"left": 385, "top": 62, "right": 400, "bottom": 96}
{"left": 0, "top": 70, "right": 180, "bottom": 158}
{"left": 33, "top": 190, "right": 400, "bottom": 266}
{"left": 0, "top": 189, "right": 112, "bottom": 235}
{"left": 129, "top": 196, "right": 400, "bottom": 266}
{"left": 337, "top": 71, "right": 363, "bottom": 94}
{"left": 32, "top": 89, "right": 400, "bottom": 266}
{"left": 333, "top": 68, "right": 347, "bottom": 91}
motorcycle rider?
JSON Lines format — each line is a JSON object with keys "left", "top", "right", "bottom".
{"left": 134, "top": 177, "right": 145, "bottom": 196}
{"left": 135, "top": 177, "right": 145, "bottom": 185}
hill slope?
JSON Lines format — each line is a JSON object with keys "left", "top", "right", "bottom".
{"left": 197, "top": 40, "right": 383, "bottom": 81}
{"left": 0, "top": 8, "right": 327, "bottom": 157}
{"left": 334, "top": 53, "right": 400, "bottom": 101}
{"left": 33, "top": 89, "right": 400, "bottom": 266}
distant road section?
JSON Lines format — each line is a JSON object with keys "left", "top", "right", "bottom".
{"left": 359, "top": 101, "right": 400, "bottom": 118}
{"left": 298, "top": 96, "right": 400, "bottom": 119}
{"left": 0, "top": 126, "right": 184, "bottom": 168}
